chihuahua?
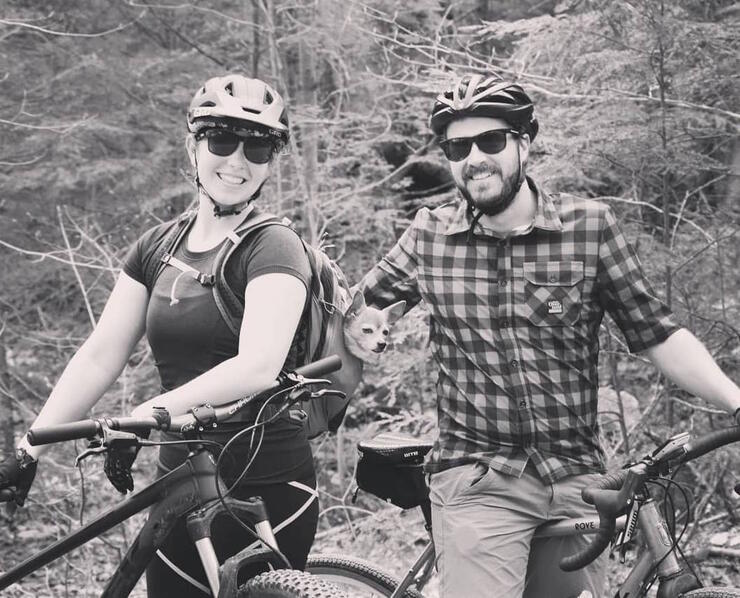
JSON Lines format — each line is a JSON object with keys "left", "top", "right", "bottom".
{"left": 342, "top": 291, "right": 406, "bottom": 361}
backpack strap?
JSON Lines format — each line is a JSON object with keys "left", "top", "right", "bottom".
{"left": 144, "top": 210, "right": 198, "bottom": 291}
{"left": 212, "top": 212, "right": 291, "bottom": 336}
{"left": 303, "top": 247, "right": 339, "bottom": 362}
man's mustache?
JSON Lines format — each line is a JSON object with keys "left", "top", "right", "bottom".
{"left": 463, "top": 163, "right": 502, "bottom": 181}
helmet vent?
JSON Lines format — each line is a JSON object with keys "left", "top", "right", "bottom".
{"left": 241, "top": 107, "right": 260, "bottom": 115}
{"left": 225, "top": 82, "right": 234, "bottom": 96}
{"left": 264, "top": 89, "right": 273, "bottom": 104}
{"left": 200, "top": 101, "right": 216, "bottom": 108}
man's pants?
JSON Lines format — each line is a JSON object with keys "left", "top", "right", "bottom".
{"left": 429, "top": 461, "right": 606, "bottom": 598}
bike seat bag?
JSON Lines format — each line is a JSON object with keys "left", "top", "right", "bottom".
{"left": 355, "top": 432, "right": 434, "bottom": 509}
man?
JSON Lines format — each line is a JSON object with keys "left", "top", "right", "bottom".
{"left": 358, "top": 73, "right": 740, "bottom": 598}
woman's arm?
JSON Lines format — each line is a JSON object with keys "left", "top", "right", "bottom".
{"left": 644, "top": 328, "right": 740, "bottom": 416}
{"left": 19, "top": 272, "right": 149, "bottom": 458}
{"left": 133, "top": 272, "right": 307, "bottom": 416}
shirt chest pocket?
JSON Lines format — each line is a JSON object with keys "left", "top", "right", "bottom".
{"left": 520, "top": 261, "right": 585, "bottom": 326}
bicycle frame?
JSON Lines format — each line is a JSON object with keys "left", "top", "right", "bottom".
{"left": 390, "top": 498, "right": 687, "bottom": 598}
{"left": 0, "top": 446, "right": 281, "bottom": 597}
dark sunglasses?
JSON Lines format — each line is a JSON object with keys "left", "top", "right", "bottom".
{"left": 198, "top": 129, "right": 276, "bottom": 164}
{"left": 439, "top": 129, "right": 519, "bottom": 162}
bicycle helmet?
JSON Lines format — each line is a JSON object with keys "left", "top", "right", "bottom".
{"left": 430, "top": 73, "right": 538, "bottom": 141}
{"left": 187, "top": 75, "right": 289, "bottom": 147}
{"left": 187, "top": 75, "right": 289, "bottom": 217}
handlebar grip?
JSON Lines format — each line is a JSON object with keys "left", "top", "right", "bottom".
{"left": 294, "top": 355, "right": 342, "bottom": 379}
{"left": 582, "top": 471, "right": 629, "bottom": 504}
{"left": 682, "top": 425, "right": 740, "bottom": 463}
{"left": 559, "top": 521, "right": 614, "bottom": 572}
{"left": 27, "top": 420, "right": 101, "bottom": 446}
{"left": 559, "top": 470, "right": 628, "bottom": 572}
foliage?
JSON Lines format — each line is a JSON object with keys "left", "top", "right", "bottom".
{"left": 0, "top": 0, "right": 738, "bottom": 594}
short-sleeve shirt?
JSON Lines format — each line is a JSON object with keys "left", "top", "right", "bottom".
{"left": 123, "top": 210, "right": 313, "bottom": 485}
{"left": 360, "top": 178, "right": 680, "bottom": 483}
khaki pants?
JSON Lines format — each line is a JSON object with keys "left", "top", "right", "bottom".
{"left": 429, "top": 462, "right": 606, "bottom": 598}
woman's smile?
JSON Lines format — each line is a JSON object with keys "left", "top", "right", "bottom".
{"left": 216, "top": 172, "right": 248, "bottom": 186}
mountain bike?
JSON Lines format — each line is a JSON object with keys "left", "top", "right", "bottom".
{"left": 307, "top": 426, "right": 740, "bottom": 598}
{"left": 0, "top": 355, "right": 350, "bottom": 598}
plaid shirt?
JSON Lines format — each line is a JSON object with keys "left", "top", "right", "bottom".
{"left": 361, "top": 179, "right": 680, "bottom": 483}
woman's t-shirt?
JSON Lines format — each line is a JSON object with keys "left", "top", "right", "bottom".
{"left": 123, "top": 211, "right": 314, "bottom": 485}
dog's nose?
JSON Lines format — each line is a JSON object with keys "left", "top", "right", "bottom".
{"left": 376, "top": 341, "right": 387, "bottom": 351}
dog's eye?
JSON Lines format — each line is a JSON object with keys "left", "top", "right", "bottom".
{"left": 382, "top": 329, "right": 389, "bottom": 336}
{"left": 362, "top": 327, "right": 374, "bottom": 334}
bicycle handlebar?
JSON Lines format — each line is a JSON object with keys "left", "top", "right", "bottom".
{"left": 560, "top": 424, "right": 740, "bottom": 572}
{"left": 559, "top": 470, "right": 628, "bottom": 572}
{"left": 27, "top": 355, "right": 343, "bottom": 447}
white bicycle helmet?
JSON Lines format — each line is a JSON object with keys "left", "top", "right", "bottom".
{"left": 187, "top": 75, "right": 289, "bottom": 147}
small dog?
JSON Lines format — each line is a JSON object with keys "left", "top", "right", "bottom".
{"left": 342, "top": 291, "right": 406, "bottom": 361}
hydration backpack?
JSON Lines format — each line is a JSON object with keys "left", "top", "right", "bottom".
{"left": 143, "top": 210, "right": 361, "bottom": 438}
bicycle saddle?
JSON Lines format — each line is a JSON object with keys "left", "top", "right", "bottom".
{"left": 357, "top": 432, "right": 433, "bottom": 465}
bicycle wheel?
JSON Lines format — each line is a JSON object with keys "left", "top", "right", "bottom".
{"left": 306, "top": 555, "right": 426, "bottom": 598}
{"left": 682, "top": 589, "right": 740, "bottom": 597}
{"left": 239, "top": 569, "right": 350, "bottom": 597}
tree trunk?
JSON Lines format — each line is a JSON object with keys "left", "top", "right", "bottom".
{"left": 0, "top": 341, "right": 16, "bottom": 453}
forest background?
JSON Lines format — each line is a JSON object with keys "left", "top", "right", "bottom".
{"left": 0, "top": 0, "right": 738, "bottom": 595}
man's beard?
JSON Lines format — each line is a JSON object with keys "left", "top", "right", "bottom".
{"left": 458, "top": 160, "right": 523, "bottom": 216}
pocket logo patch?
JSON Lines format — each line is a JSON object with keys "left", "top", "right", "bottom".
{"left": 547, "top": 300, "right": 563, "bottom": 314}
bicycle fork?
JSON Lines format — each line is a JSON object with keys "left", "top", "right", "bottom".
{"left": 186, "top": 496, "right": 283, "bottom": 597}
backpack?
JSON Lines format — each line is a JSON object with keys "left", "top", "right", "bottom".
{"left": 143, "top": 210, "right": 362, "bottom": 438}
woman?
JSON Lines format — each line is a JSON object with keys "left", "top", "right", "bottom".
{"left": 0, "top": 75, "right": 318, "bottom": 596}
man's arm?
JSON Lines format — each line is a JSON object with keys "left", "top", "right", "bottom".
{"left": 644, "top": 328, "right": 740, "bottom": 417}
{"left": 359, "top": 213, "right": 423, "bottom": 311}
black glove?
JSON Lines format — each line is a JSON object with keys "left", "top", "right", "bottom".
{"left": 103, "top": 440, "right": 140, "bottom": 494}
{"left": 0, "top": 449, "right": 38, "bottom": 513}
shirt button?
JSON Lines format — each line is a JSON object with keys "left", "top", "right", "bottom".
{"left": 500, "top": 318, "right": 508, "bottom": 327}
{"left": 510, "top": 359, "right": 519, "bottom": 369}
{"left": 499, "top": 279, "right": 508, "bottom": 287}
{"left": 549, "top": 275, "right": 557, "bottom": 283}
{"left": 519, "top": 400, "right": 527, "bottom": 408}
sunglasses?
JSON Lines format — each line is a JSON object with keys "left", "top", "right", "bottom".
{"left": 439, "top": 129, "right": 519, "bottom": 162}
{"left": 198, "top": 129, "right": 276, "bottom": 164}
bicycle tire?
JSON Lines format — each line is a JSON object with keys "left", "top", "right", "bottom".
{"left": 682, "top": 589, "right": 740, "bottom": 598}
{"left": 306, "top": 554, "right": 426, "bottom": 598}
{"left": 238, "top": 569, "right": 350, "bottom": 597}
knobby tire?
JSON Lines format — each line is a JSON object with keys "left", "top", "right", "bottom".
{"left": 682, "top": 589, "right": 740, "bottom": 598}
{"left": 238, "top": 569, "right": 349, "bottom": 597}
{"left": 306, "top": 555, "right": 426, "bottom": 598}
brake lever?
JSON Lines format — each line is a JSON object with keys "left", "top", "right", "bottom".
{"left": 281, "top": 372, "right": 332, "bottom": 388}
{"left": 75, "top": 439, "right": 106, "bottom": 467}
{"left": 311, "top": 389, "right": 347, "bottom": 400}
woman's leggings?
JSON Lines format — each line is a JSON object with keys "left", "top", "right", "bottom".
{"left": 145, "top": 473, "right": 319, "bottom": 597}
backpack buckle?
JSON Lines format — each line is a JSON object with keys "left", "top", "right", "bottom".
{"left": 197, "top": 273, "right": 215, "bottom": 286}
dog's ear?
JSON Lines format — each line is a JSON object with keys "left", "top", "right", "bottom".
{"left": 346, "top": 289, "right": 366, "bottom": 318}
{"left": 384, "top": 300, "right": 406, "bottom": 325}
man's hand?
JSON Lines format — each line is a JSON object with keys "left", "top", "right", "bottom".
{"left": 0, "top": 449, "right": 38, "bottom": 514}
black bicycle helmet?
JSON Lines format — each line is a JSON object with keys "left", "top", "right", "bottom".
{"left": 430, "top": 73, "right": 538, "bottom": 141}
